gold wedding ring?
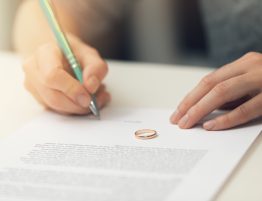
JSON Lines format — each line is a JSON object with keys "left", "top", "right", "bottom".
{"left": 135, "top": 129, "right": 158, "bottom": 140}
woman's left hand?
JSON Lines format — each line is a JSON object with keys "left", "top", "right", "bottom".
{"left": 170, "top": 52, "right": 262, "bottom": 130}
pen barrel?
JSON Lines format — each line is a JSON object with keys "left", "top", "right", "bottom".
{"left": 65, "top": 52, "right": 83, "bottom": 83}
{"left": 40, "top": 0, "right": 84, "bottom": 83}
{"left": 71, "top": 64, "right": 83, "bottom": 84}
{"left": 40, "top": 0, "right": 100, "bottom": 117}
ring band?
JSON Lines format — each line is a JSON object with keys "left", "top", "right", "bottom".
{"left": 135, "top": 129, "right": 158, "bottom": 140}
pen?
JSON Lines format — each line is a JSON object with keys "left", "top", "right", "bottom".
{"left": 39, "top": 0, "right": 100, "bottom": 119}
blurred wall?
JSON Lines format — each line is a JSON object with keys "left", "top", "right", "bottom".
{"left": 0, "top": 0, "right": 20, "bottom": 50}
{"left": 0, "top": 0, "right": 208, "bottom": 66}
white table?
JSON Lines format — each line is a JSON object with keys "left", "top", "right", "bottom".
{"left": 0, "top": 51, "right": 261, "bottom": 201}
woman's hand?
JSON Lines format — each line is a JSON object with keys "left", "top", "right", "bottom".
{"left": 170, "top": 52, "right": 262, "bottom": 130}
{"left": 23, "top": 35, "right": 110, "bottom": 115}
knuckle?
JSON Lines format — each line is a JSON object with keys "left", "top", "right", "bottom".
{"left": 87, "top": 47, "right": 99, "bottom": 56}
{"left": 99, "top": 60, "right": 109, "bottom": 75}
{"left": 91, "top": 48, "right": 99, "bottom": 56}
{"left": 213, "top": 82, "right": 229, "bottom": 96}
{"left": 43, "top": 68, "right": 60, "bottom": 86}
{"left": 219, "top": 114, "right": 232, "bottom": 127}
{"left": 188, "top": 105, "right": 201, "bottom": 117}
{"left": 238, "top": 105, "right": 249, "bottom": 120}
{"left": 177, "top": 104, "right": 186, "bottom": 114}
{"left": 177, "top": 99, "right": 190, "bottom": 112}
{"left": 244, "top": 52, "right": 262, "bottom": 62}
{"left": 200, "top": 73, "right": 215, "bottom": 88}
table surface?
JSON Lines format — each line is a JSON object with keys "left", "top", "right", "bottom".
{"left": 0, "top": 51, "right": 261, "bottom": 201}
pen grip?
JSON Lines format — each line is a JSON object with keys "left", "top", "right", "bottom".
{"left": 72, "top": 65, "right": 83, "bottom": 84}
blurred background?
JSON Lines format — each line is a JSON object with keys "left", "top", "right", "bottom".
{"left": 0, "top": 0, "right": 20, "bottom": 51}
{"left": 0, "top": 0, "right": 209, "bottom": 66}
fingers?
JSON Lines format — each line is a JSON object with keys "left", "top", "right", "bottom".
{"left": 23, "top": 42, "right": 110, "bottom": 115}
{"left": 170, "top": 51, "right": 262, "bottom": 130}
{"left": 96, "top": 89, "right": 111, "bottom": 109}
{"left": 36, "top": 83, "right": 90, "bottom": 115}
{"left": 203, "top": 93, "right": 262, "bottom": 130}
{"left": 36, "top": 43, "right": 91, "bottom": 108}
{"left": 33, "top": 81, "right": 110, "bottom": 115}
{"left": 74, "top": 42, "right": 109, "bottom": 94}
{"left": 170, "top": 58, "right": 248, "bottom": 124}
{"left": 176, "top": 73, "right": 260, "bottom": 129}
{"left": 39, "top": 86, "right": 110, "bottom": 115}
{"left": 23, "top": 54, "right": 88, "bottom": 115}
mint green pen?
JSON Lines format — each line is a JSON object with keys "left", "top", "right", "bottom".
{"left": 39, "top": 0, "right": 100, "bottom": 118}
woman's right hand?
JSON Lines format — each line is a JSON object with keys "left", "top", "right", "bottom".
{"left": 23, "top": 35, "right": 110, "bottom": 115}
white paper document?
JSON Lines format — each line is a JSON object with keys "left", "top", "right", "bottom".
{"left": 0, "top": 108, "right": 261, "bottom": 201}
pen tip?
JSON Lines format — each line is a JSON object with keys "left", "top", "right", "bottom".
{"left": 94, "top": 110, "right": 101, "bottom": 120}
{"left": 89, "top": 95, "right": 100, "bottom": 120}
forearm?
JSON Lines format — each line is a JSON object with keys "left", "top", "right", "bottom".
{"left": 13, "top": 0, "right": 80, "bottom": 58}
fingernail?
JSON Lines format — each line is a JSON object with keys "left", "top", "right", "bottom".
{"left": 203, "top": 120, "right": 216, "bottom": 130}
{"left": 77, "top": 94, "right": 90, "bottom": 108}
{"left": 170, "top": 109, "right": 180, "bottom": 124}
{"left": 86, "top": 76, "right": 100, "bottom": 94}
{"left": 178, "top": 114, "right": 189, "bottom": 128}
